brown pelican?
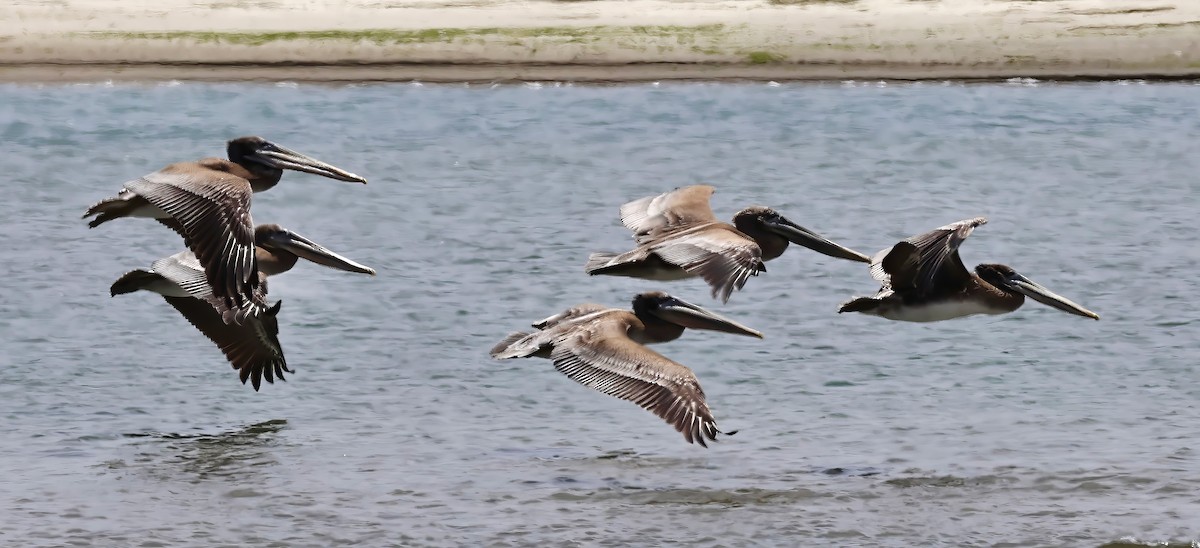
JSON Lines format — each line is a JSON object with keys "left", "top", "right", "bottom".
{"left": 490, "top": 291, "right": 763, "bottom": 446}
{"left": 111, "top": 224, "right": 376, "bottom": 391}
{"left": 84, "top": 136, "right": 366, "bottom": 319}
{"left": 838, "top": 217, "right": 1100, "bottom": 322}
{"left": 585, "top": 185, "right": 870, "bottom": 302}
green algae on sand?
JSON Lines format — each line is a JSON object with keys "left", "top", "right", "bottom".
{"left": 81, "top": 24, "right": 733, "bottom": 47}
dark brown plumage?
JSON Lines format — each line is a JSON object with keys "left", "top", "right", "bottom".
{"left": 840, "top": 217, "right": 1101, "bottom": 322}
{"left": 110, "top": 224, "right": 375, "bottom": 391}
{"left": 164, "top": 297, "right": 288, "bottom": 391}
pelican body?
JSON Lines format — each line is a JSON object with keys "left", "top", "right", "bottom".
{"left": 585, "top": 185, "right": 870, "bottom": 302}
{"left": 839, "top": 217, "right": 1100, "bottom": 322}
{"left": 111, "top": 224, "right": 375, "bottom": 391}
{"left": 84, "top": 136, "right": 366, "bottom": 319}
{"left": 491, "top": 291, "right": 763, "bottom": 446}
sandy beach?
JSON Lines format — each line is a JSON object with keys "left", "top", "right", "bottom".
{"left": 1, "top": 0, "right": 1198, "bottom": 82}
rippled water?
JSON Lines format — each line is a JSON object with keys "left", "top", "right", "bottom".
{"left": 1, "top": 80, "right": 1198, "bottom": 546}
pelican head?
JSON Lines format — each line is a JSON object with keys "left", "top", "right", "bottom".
{"left": 631, "top": 291, "right": 763, "bottom": 338}
{"left": 733, "top": 206, "right": 870, "bottom": 263}
{"left": 976, "top": 263, "right": 1099, "bottom": 320}
{"left": 227, "top": 136, "right": 367, "bottom": 184}
{"left": 255, "top": 224, "right": 377, "bottom": 276}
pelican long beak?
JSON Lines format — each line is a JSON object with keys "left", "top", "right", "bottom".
{"left": 265, "top": 231, "right": 377, "bottom": 275}
{"left": 652, "top": 296, "right": 764, "bottom": 339}
{"left": 763, "top": 216, "right": 871, "bottom": 263}
{"left": 1007, "top": 272, "right": 1099, "bottom": 320}
{"left": 248, "top": 142, "right": 367, "bottom": 183}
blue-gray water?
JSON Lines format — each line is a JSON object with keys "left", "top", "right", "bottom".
{"left": 1, "top": 80, "right": 1198, "bottom": 547}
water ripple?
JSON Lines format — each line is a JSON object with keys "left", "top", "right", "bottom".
{"left": 0, "top": 81, "right": 1197, "bottom": 546}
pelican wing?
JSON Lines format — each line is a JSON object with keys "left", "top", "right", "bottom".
{"left": 619, "top": 185, "right": 719, "bottom": 240}
{"left": 531, "top": 303, "right": 609, "bottom": 329}
{"left": 490, "top": 331, "right": 536, "bottom": 358}
{"left": 868, "top": 243, "right": 918, "bottom": 292}
{"left": 645, "top": 225, "right": 764, "bottom": 303}
{"left": 149, "top": 251, "right": 212, "bottom": 297}
{"left": 550, "top": 313, "right": 725, "bottom": 447}
{"left": 870, "top": 217, "right": 987, "bottom": 295}
{"left": 492, "top": 307, "right": 619, "bottom": 359}
{"left": 123, "top": 163, "right": 259, "bottom": 320}
{"left": 162, "top": 296, "right": 289, "bottom": 391}
{"left": 151, "top": 251, "right": 270, "bottom": 324}
{"left": 156, "top": 217, "right": 190, "bottom": 243}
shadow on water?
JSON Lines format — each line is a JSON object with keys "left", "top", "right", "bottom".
{"left": 113, "top": 419, "right": 289, "bottom": 482}
{"left": 511, "top": 447, "right": 885, "bottom": 507}
{"left": 884, "top": 474, "right": 1018, "bottom": 489}
{"left": 506, "top": 447, "right": 883, "bottom": 477}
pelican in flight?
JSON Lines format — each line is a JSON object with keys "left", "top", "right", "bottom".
{"left": 585, "top": 185, "right": 870, "bottom": 302}
{"left": 491, "top": 291, "right": 763, "bottom": 446}
{"left": 111, "top": 224, "right": 376, "bottom": 390}
{"left": 838, "top": 217, "right": 1100, "bottom": 322}
{"left": 84, "top": 136, "right": 366, "bottom": 319}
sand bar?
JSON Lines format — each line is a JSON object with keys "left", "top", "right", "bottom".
{"left": 1, "top": 0, "right": 1198, "bottom": 83}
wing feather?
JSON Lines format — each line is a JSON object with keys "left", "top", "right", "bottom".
{"left": 151, "top": 250, "right": 270, "bottom": 323}
{"left": 163, "top": 297, "right": 288, "bottom": 392}
{"left": 124, "top": 165, "right": 259, "bottom": 321}
{"left": 619, "top": 185, "right": 719, "bottom": 239}
{"left": 645, "top": 226, "right": 764, "bottom": 303}
{"left": 549, "top": 315, "right": 726, "bottom": 446}
{"left": 492, "top": 307, "right": 618, "bottom": 359}
{"left": 870, "top": 217, "right": 986, "bottom": 295}
{"left": 531, "top": 303, "right": 609, "bottom": 330}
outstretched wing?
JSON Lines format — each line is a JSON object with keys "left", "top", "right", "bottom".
{"left": 549, "top": 313, "right": 728, "bottom": 447}
{"left": 619, "top": 185, "right": 719, "bottom": 240}
{"left": 531, "top": 303, "right": 609, "bottom": 330}
{"left": 123, "top": 162, "right": 259, "bottom": 320}
{"left": 491, "top": 307, "right": 620, "bottom": 360}
{"left": 150, "top": 250, "right": 270, "bottom": 324}
{"left": 163, "top": 297, "right": 288, "bottom": 392}
{"left": 870, "top": 217, "right": 987, "bottom": 295}
{"left": 645, "top": 225, "right": 765, "bottom": 303}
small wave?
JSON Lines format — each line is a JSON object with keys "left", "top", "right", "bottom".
{"left": 70, "top": 80, "right": 116, "bottom": 88}
{"left": 1006, "top": 77, "right": 1041, "bottom": 86}
{"left": 551, "top": 486, "right": 826, "bottom": 506}
{"left": 1098, "top": 538, "right": 1200, "bottom": 548}
{"left": 816, "top": 466, "right": 882, "bottom": 477}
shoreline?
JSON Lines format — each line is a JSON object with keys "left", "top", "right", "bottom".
{"left": 5, "top": 63, "right": 1200, "bottom": 86}
{"left": 2, "top": 0, "right": 1198, "bottom": 83}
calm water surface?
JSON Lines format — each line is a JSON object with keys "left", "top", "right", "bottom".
{"left": 1, "top": 80, "right": 1198, "bottom": 547}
